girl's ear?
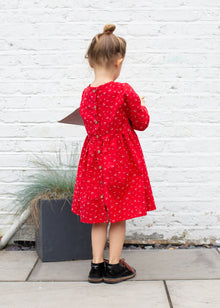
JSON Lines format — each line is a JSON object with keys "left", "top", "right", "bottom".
{"left": 88, "top": 59, "right": 93, "bottom": 68}
{"left": 116, "top": 57, "right": 124, "bottom": 67}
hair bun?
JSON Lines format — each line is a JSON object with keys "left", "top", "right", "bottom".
{"left": 103, "top": 23, "right": 116, "bottom": 34}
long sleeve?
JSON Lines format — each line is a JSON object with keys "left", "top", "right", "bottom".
{"left": 123, "top": 82, "right": 150, "bottom": 131}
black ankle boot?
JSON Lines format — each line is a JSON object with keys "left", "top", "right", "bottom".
{"left": 103, "top": 258, "right": 136, "bottom": 284}
{"left": 88, "top": 259, "right": 108, "bottom": 283}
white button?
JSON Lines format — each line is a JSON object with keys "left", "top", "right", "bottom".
{"left": 100, "top": 195, "right": 103, "bottom": 198}
{"left": 95, "top": 120, "right": 98, "bottom": 124}
{"left": 96, "top": 135, "right": 99, "bottom": 138}
{"left": 93, "top": 89, "right": 96, "bottom": 93}
{"left": 97, "top": 150, "right": 100, "bottom": 153}
{"left": 99, "top": 165, "right": 102, "bottom": 169}
{"left": 94, "top": 106, "right": 96, "bottom": 109}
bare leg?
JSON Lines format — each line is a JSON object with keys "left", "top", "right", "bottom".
{"left": 108, "top": 220, "right": 126, "bottom": 264}
{"left": 91, "top": 222, "right": 109, "bottom": 263}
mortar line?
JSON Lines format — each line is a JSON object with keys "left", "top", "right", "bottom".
{"left": 1, "top": 278, "right": 220, "bottom": 283}
{"left": 163, "top": 280, "right": 174, "bottom": 308}
{"left": 25, "top": 256, "right": 39, "bottom": 281}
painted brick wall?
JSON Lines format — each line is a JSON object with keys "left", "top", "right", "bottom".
{"left": 0, "top": 0, "right": 220, "bottom": 245}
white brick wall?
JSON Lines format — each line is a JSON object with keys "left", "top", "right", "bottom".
{"left": 0, "top": 0, "right": 220, "bottom": 245}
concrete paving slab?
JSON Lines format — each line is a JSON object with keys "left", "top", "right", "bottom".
{"left": 120, "top": 249, "right": 220, "bottom": 280}
{"left": 166, "top": 279, "right": 220, "bottom": 308}
{"left": 28, "top": 258, "right": 91, "bottom": 281}
{"left": 0, "top": 281, "right": 169, "bottom": 308}
{"left": 0, "top": 251, "right": 38, "bottom": 281}
{"left": 28, "top": 248, "right": 220, "bottom": 281}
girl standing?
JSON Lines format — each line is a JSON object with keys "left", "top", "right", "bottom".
{"left": 71, "top": 23, "right": 156, "bottom": 283}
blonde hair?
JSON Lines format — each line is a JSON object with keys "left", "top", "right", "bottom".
{"left": 85, "top": 24, "right": 126, "bottom": 69}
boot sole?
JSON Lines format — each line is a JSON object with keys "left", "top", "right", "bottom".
{"left": 103, "top": 272, "right": 136, "bottom": 284}
{"left": 88, "top": 277, "right": 104, "bottom": 283}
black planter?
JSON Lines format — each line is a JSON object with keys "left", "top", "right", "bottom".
{"left": 35, "top": 198, "right": 93, "bottom": 262}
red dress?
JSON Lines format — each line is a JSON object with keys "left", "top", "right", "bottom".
{"left": 71, "top": 81, "right": 156, "bottom": 223}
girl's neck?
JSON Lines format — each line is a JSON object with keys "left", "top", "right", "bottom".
{"left": 91, "top": 68, "right": 116, "bottom": 87}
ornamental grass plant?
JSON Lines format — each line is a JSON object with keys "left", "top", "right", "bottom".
{"left": 9, "top": 142, "right": 80, "bottom": 228}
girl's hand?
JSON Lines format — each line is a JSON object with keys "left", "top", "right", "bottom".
{"left": 140, "top": 96, "right": 145, "bottom": 106}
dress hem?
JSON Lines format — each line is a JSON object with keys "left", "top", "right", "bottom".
{"left": 71, "top": 208, "right": 156, "bottom": 224}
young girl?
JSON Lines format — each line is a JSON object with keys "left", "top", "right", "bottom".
{"left": 71, "top": 23, "right": 156, "bottom": 284}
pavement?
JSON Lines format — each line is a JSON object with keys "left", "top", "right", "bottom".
{"left": 0, "top": 247, "right": 220, "bottom": 308}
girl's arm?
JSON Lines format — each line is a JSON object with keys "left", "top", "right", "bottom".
{"left": 123, "top": 82, "right": 150, "bottom": 131}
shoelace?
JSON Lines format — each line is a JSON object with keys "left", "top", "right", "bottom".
{"left": 119, "top": 258, "right": 135, "bottom": 273}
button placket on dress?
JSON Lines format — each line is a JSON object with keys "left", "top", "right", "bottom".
{"left": 92, "top": 88, "right": 108, "bottom": 220}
